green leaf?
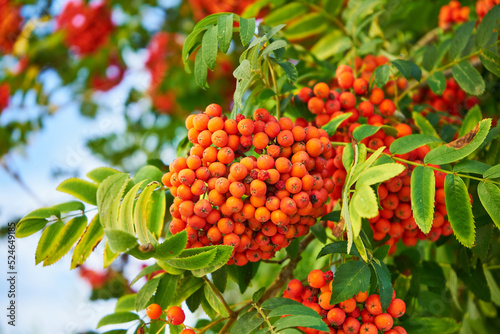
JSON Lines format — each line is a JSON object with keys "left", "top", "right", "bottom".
{"left": 202, "top": 26, "right": 218, "bottom": 70}
{"left": 191, "top": 245, "right": 234, "bottom": 277}
{"left": 146, "top": 190, "right": 166, "bottom": 240}
{"left": 165, "top": 247, "right": 217, "bottom": 270}
{"left": 371, "top": 259, "right": 392, "bottom": 310}
{"left": 260, "top": 39, "right": 287, "bottom": 58}
{"left": 135, "top": 276, "right": 162, "bottom": 311}
{"left": 454, "top": 160, "right": 491, "bottom": 175}
{"left": 274, "top": 315, "right": 329, "bottom": 332}
{"left": 71, "top": 214, "right": 104, "bottom": 269}
{"left": 330, "top": 261, "right": 371, "bottom": 305}
{"left": 52, "top": 201, "right": 85, "bottom": 213}
{"left": 204, "top": 284, "right": 229, "bottom": 318}
{"left": 264, "top": 2, "right": 308, "bottom": 26}
{"left": 217, "top": 14, "right": 233, "bottom": 54}
{"left": 478, "top": 182, "right": 500, "bottom": 229}
{"left": 96, "top": 173, "right": 129, "bottom": 230}
{"left": 182, "top": 28, "right": 206, "bottom": 62}
{"left": 485, "top": 269, "right": 500, "bottom": 306}
{"left": 239, "top": 17, "right": 256, "bottom": 46}
{"left": 103, "top": 240, "right": 119, "bottom": 268}
{"left": 131, "top": 263, "right": 162, "bottom": 286}
{"left": 57, "top": 178, "right": 98, "bottom": 205}
{"left": 97, "top": 312, "right": 140, "bottom": 328}
{"left": 450, "top": 21, "right": 475, "bottom": 59}
{"left": 104, "top": 229, "right": 137, "bottom": 254}
{"left": 351, "top": 184, "right": 379, "bottom": 219}
{"left": 476, "top": 5, "right": 500, "bottom": 48}
{"left": 484, "top": 164, "right": 500, "bottom": 179}
{"left": 155, "top": 273, "right": 180, "bottom": 309}
{"left": 374, "top": 64, "right": 390, "bottom": 88}
{"left": 16, "top": 211, "right": 55, "bottom": 237}
{"left": 213, "top": 267, "right": 228, "bottom": 293}
{"left": 35, "top": 220, "right": 64, "bottom": 265}
{"left": 268, "top": 302, "right": 320, "bottom": 318}
{"left": 118, "top": 181, "right": 144, "bottom": 235}
{"left": 322, "top": 210, "right": 341, "bottom": 222}
{"left": 401, "top": 317, "right": 460, "bottom": 334}
{"left": 230, "top": 310, "right": 264, "bottom": 334}
{"left": 276, "top": 61, "right": 298, "bottom": 82}
{"left": 311, "top": 30, "right": 352, "bottom": 60}
{"left": 134, "top": 182, "right": 159, "bottom": 245}
{"left": 284, "top": 13, "right": 327, "bottom": 40}
{"left": 422, "top": 45, "right": 437, "bottom": 71}
{"left": 310, "top": 223, "right": 327, "bottom": 244}
{"left": 44, "top": 216, "right": 88, "bottom": 266}
{"left": 424, "top": 119, "right": 492, "bottom": 165}
{"left": 170, "top": 276, "right": 204, "bottom": 306}
{"left": 353, "top": 124, "right": 397, "bottom": 142}
{"left": 356, "top": 163, "right": 405, "bottom": 188}
{"left": 322, "top": 112, "right": 352, "bottom": 137}
{"left": 452, "top": 61, "right": 486, "bottom": 96}
{"left": 390, "top": 134, "right": 443, "bottom": 155}
{"left": 427, "top": 72, "right": 446, "bottom": 95}
{"left": 154, "top": 230, "right": 188, "bottom": 260}
{"left": 317, "top": 241, "right": 361, "bottom": 259}
{"left": 411, "top": 166, "right": 436, "bottom": 234}
{"left": 194, "top": 49, "right": 209, "bottom": 89}
{"left": 459, "top": 105, "right": 483, "bottom": 137}
{"left": 134, "top": 165, "right": 163, "bottom": 184}
{"left": 412, "top": 112, "right": 440, "bottom": 138}
{"left": 87, "top": 167, "right": 121, "bottom": 184}
{"left": 391, "top": 59, "right": 421, "bottom": 82}
{"left": 480, "top": 49, "right": 500, "bottom": 78}
{"left": 266, "top": 24, "right": 287, "bottom": 41}
{"left": 115, "top": 294, "right": 136, "bottom": 313}
{"left": 445, "top": 174, "right": 475, "bottom": 247}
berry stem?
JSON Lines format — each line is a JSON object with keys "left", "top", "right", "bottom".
{"left": 330, "top": 141, "right": 500, "bottom": 186}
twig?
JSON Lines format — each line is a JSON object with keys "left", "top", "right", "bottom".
{"left": 1, "top": 161, "right": 45, "bottom": 206}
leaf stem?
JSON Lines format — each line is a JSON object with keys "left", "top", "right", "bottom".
{"left": 196, "top": 317, "right": 226, "bottom": 334}
{"left": 267, "top": 57, "right": 281, "bottom": 119}
{"left": 254, "top": 303, "right": 278, "bottom": 334}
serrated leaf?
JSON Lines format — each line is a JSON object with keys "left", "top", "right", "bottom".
{"left": 182, "top": 27, "right": 206, "bottom": 62}
{"left": 351, "top": 184, "right": 379, "bottom": 221}
{"left": 411, "top": 166, "right": 435, "bottom": 234}
{"left": 374, "top": 64, "right": 390, "bottom": 88}
{"left": 134, "top": 182, "right": 159, "bottom": 245}
{"left": 390, "top": 134, "right": 443, "bottom": 155}
{"left": 97, "top": 312, "right": 140, "bottom": 328}
{"left": 268, "top": 302, "right": 319, "bottom": 318}
{"left": 276, "top": 61, "right": 298, "bottom": 82}
{"left": 480, "top": 50, "right": 500, "bottom": 79}
{"left": 71, "top": 214, "right": 104, "bottom": 269}
{"left": 355, "top": 163, "right": 405, "bottom": 189}
{"left": 484, "top": 164, "right": 500, "bottom": 179}
{"left": 213, "top": 266, "right": 228, "bottom": 293}
{"left": 311, "top": 30, "right": 352, "bottom": 60}
{"left": 118, "top": 181, "right": 144, "bottom": 235}
{"left": 485, "top": 269, "right": 500, "bottom": 306}
{"left": 445, "top": 174, "right": 475, "bottom": 247}
{"left": 240, "top": 17, "right": 256, "bottom": 46}
{"left": 153, "top": 230, "right": 188, "bottom": 260}
{"left": 115, "top": 294, "right": 136, "bottom": 313}
{"left": 274, "top": 315, "right": 329, "bottom": 332}
{"left": 135, "top": 276, "right": 162, "bottom": 311}
{"left": 316, "top": 240, "right": 361, "bottom": 259}
{"left": 450, "top": 21, "right": 475, "bottom": 59}
{"left": 57, "top": 178, "right": 98, "bottom": 205}
{"left": 103, "top": 240, "right": 119, "bottom": 268}
{"left": 52, "top": 201, "right": 85, "bottom": 213}
{"left": 391, "top": 59, "right": 421, "bottom": 82}
{"left": 202, "top": 26, "right": 218, "bottom": 70}
{"left": 146, "top": 190, "right": 166, "bottom": 240}
{"left": 478, "top": 182, "right": 500, "bottom": 229}
{"left": 265, "top": 3, "right": 308, "bottom": 26}
{"left": 330, "top": 261, "right": 371, "bottom": 305}
{"left": 165, "top": 247, "right": 217, "bottom": 270}
{"left": 155, "top": 273, "right": 180, "bottom": 309}
{"left": 310, "top": 223, "right": 327, "bottom": 244}
{"left": 217, "top": 14, "right": 233, "bottom": 54}
{"left": 352, "top": 124, "right": 397, "bottom": 142}
{"left": 285, "top": 13, "right": 327, "bottom": 40}
{"left": 412, "top": 112, "right": 440, "bottom": 138}
{"left": 104, "top": 229, "right": 137, "bottom": 253}
{"left": 459, "top": 105, "right": 483, "bottom": 137}
{"left": 322, "top": 210, "right": 341, "bottom": 222}
{"left": 170, "top": 276, "right": 204, "bottom": 306}
{"left": 44, "top": 216, "right": 88, "bottom": 266}
{"left": 252, "top": 287, "right": 266, "bottom": 303}
{"left": 371, "top": 259, "right": 392, "bottom": 310}
{"left": 134, "top": 165, "right": 163, "bottom": 184}
{"left": 87, "top": 167, "right": 121, "bottom": 184}
{"left": 35, "top": 220, "right": 64, "bottom": 265}
{"left": 204, "top": 284, "right": 229, "bottom": 318}
{"left": 423, "top": 45, "right": 437, "bottom": 71}
{"left": 476, "top": 5, "right": 500, "bottom": 48}
{"left": 194, "top": 49, "right": 209, "bottom": 89}
{"left": 16, "top": 218, "right": 50, "bottom": 238}
{"left": 230, "top": 309, "right": 264, "bottom": 334}
{"left": 322, "top": 112, "right": 352, "bottom": 137}
{"left": 454, "top": 160, "right": 491, "bottom": 175}
{"left": 260, "top": 39, "right": 287, "bottom": 58}
{"left": 401, "top": 317, "right": 460, "bottom": 334}
{"left": 452, "top": 61, "right": 486, "bottom": 96}
{"left": 96, "top": 173, "right": 129, "bottom": 230}
{"left": 428, "top": 72, "right": 446, "bottom": 95}
{"left": 191, "top": 245, "right": 234, "bottom": 276}
{"left": 425, "top": 119, "right": 492, "bottom": 165}
{"left": 131, "top": 263, "right": 162, "bottom": 286}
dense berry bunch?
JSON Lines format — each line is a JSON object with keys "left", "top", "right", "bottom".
{"left": 477, "top": 0, "right": 500, "bottom": 21}
{"left": 56, "top": 1, "right": 114, "bottom": 55}
{"left": 438, "top": 1, "right": 470, "bottom": 30}
{"left": 412, "top": 78, "right": 480, "bottom": 127}
{"left": 0, "top": 0, "right": 22, "bottom": 54}
{"left": 0, "top": 83, "right": 9, "bottom": 112}
{"left": 91, "top": 54, "right": 125, "bottom": 92}
{"left": 283, "top": 269, "right": 407, "bottom": 334}
{"left": 162, "top": 104, "right": 336, "bottom": 265}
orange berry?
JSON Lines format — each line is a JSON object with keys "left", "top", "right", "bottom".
{"left": 146, "top": 303, "right": 162, "bottom": 320}
{"left": 308, "top": 269, "right": 326, "bottom": 288}
{"left": 193, "top": 113, "right": 210, "bottom": 131}
{"left": 166, "top": 306, "right": 185, "bottom": 325}
{"left": 313, "top": 82, "right": 330, "bottom": 98}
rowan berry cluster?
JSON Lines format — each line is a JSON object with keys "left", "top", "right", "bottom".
{"left": 283, "top": 269, "right": 407, "bottom": 334}
{"left": 412, "top": 78, "right": 480, "bottom": 127}
{"left": 438, "top": 1, "right": 470, "bottom": 30}
{"left": 145, "top": 304, "right": 192, "bottom": 333}
{"left": 56, "top": 1, "right": 114, "bottom": 55}
{"left": 0, "top": 0, "right": 23, "bottom": 54}
{"left": 90, "top": 54, "right": 125, "bottom": 92}
{"left": 162, "top": 104, "right": 335, "bottom": 265}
